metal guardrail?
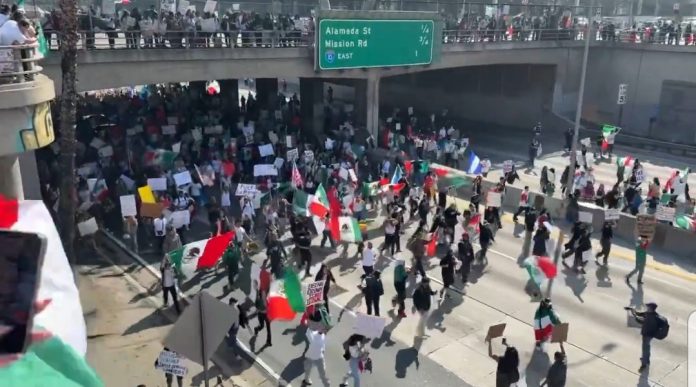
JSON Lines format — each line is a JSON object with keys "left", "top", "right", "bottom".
{"left": 442, "top": 28, "right": 587, "bottom": 43}
{"left": 43, "top": 30, "right": 313, "bottom": 50}
{"left": 0, "top": 44, "right": 43, "bottom": 84}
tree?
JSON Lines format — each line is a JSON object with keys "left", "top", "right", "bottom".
{"left": 57, "top": 0, "right": 79, "bottom": 265}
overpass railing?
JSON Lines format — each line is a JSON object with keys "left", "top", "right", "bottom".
{"left": 442, "top": 28, "right": 588, "bottom": 43}
{"left": 44, "top": 30, "right": 313, "bottom": 50}
{"left": 0, "top": 44, "right": 43, "bottom": 84}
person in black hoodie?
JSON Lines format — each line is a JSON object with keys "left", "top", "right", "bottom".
{"left": 457, "top": 233, "right": 475, "bottom": 283}
{"left": 532, "top": 224, "right": 550, "bottom": 257}
{"left": 413, "top": 278, "right": 437, "bottom": 337}
{"left": 479, "top": 221, "right": 494, "bottom": 264}
{"left": 359, "top": 271, "right": 384, "bottom": 316}
{"left": 573, "top": 228, "right": 592, "bottom": 274}
{"left": 443, "top": 204, "right": 460, "bottom": 245}
{"left": 439, "top": 247, "right": 457, "bottom": 299}
{"left": 315, "top": 264, "right": 336, "bottom": 314}
{"left": 595, "top": 221, "right": 614, "bottom": 266}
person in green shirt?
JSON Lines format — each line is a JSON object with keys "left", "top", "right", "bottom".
{"left": 392, "top": 259, "right": 408, "bottom": 318}
{"left": 626, "top": 237, "right": 649, "bottom": 284}
{"left": 222, "top": 242, "right": 241, "bottom": 290}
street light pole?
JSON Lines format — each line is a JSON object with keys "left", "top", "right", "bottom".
{"left": 564, "top": 0, "right": 594, "bottom": 198}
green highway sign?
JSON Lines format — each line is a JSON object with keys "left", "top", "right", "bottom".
{"left": 318, "top": 19, "right": 435, "bottom": 70}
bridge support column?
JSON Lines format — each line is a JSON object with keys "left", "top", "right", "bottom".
{"left": 0, "top": 155, "right": 24, "bottom": 200}
{"left": 300, "top": 78, "right": 324, "bottom": 137}
{"left": 365, "top": 73, "right": 380, "bottom": 139}
{"left": 255, "top": 78, "right": 278, "bottom": 110}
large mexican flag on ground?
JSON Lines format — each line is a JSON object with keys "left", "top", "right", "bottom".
{"left": 267, "top": 270, "right": 306, "bottom": 321}
{"left": 168, "top": 231, "right": 235, "bottom": 274}
{"left": 332, "top": 216, "right": 362, "bottom": 242}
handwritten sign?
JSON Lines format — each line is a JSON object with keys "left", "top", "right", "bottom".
{"left": 306, "top": 280, "right": 326, "bottom": 306}
{"left": 173, "top": 171, "right": 193, "bottom": 187}
{"left": 156, "top": 350, "right": 188, "bottom": 377}
{"left": 235, "top": 184, "right": 258, "bottom": 197}
{"left": 604, "top": 208, "right": 620, "bottom": 221}
{"left": 635, "top": 168, "right": 645, "bottom": 184}
{"left": 274, "top": 157, "right": 284, "bottom": 169}
{"left": 503, "top": 160, "right": 513, "bottom": 174}
{"left": 578, "top": 211, "right": 593, "bottom": 224}
{"left": 119, "top": 195, "right": 137, "bottom": 217}
{"left": 287, "top": 148, "right": 299, "bottom": 161}
{"left": 203, "top": 0, "right": 217, "bottom": 13}
{"left": 171, "top": 210, "right": 191, "bottom": 229}
{"left": 656, "top": 205, "right": 675, "bottom": 222}
{"left": 254, "top": 164, "right": 278, "bottom": 176}
{"left": 636, "top": 214, "right": 657, "bottom": 240}
{"left": 304, "top": 150, "right": 314, "bottom": 163}
{"left": 148, "top": 178, "right": 168, "bottom": 191}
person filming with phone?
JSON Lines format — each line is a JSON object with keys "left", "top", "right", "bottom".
{"left": 625, "top": 302, "right": 669, "bottom": 373}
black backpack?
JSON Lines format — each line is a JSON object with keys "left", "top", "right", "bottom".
{"left": 653, "top": 314, "right": 670, "bottom": 340}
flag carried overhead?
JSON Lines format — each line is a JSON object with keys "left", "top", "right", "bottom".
{"left": 291, "top": 161, "right": 303, "bottom": 188}
{"left": 467, "top": 152, "right": 482, "bottom": 174}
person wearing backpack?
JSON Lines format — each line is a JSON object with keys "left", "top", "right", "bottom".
{"left": 627, "top": 302, "right": 668, "bottom": 372}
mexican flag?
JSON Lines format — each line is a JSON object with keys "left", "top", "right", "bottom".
{"left": 533, "top": 304, "right": 561, "bottom": 341}
{"left": 144, "top": 149, "right": 177, "bottom": 170}
{"left": 168, "top": 232, "right": 235, "bottom": 274}
{"left": 291, "top": 162, "right": 304, "bottom": 188}
{"left": 362, "top": 181, "right": 380, "bottom": 198}
{"left": 523, "top": 256, "right": 557, "bottom": 289}
{"left": 292, "top": 190, "right": 315, "bottom": 217}
{"left": 267, "top": 270, "right": 306, "bottom": 321}
{"left": 331, "top": 216, "right": 362, "bottom": 242}
{"left": 309, "top": 184, "right": 330, "bottom": 218}
{"left": 675, "top": 215, "right": 695, "bottom": 232}
{"left": 665, "top": 167, "right": 690, "bottom": 190}
{"left": 0, "top": 196, "right": 88, "bottom": 357}
{"left": 616, "top": 156, "right": 634, "bottom": 167}
{"left": 438, "top": 174, "right": 471, "bottom": 189}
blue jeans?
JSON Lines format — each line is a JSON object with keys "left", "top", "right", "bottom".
{"left": 342, "top": 357, "right": 361, "bottom": 387}
{"left": 641, "top": 335, "right": 652, "bottom": 367}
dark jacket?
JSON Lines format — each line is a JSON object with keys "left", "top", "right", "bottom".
{"left": 532, "top": 228, "right": 549, "bottom": 256}
{"left": 601, "top": 224, "right": 613, "bottom": 240}
{"left": 479, "top": 224, "right": 494, "bottom": 245}
{"left": 639, "top": 311, "right": 659, "bottom": 337}
{"left": 440, "top": 251, "right": 457, "bottom": 286}
{"left": 412, "top": 284, "right": 435, "bottom": 311}
{"left": 457, "top": 239, "right": 474, "bottom": 263}
{"left": 361, "top": 274, "right": 384, "bottom": 298}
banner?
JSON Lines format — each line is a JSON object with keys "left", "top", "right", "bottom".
{"left": 306, "top": 280, "right": 326, "bottom": 306}
{"left": 235, "top": 184, "right": 258, "bottom": 197}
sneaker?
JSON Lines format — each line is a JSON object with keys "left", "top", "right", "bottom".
{"left": 637, "top": 279, "right": 644, "bottom": 284}
{"left": 302, "top": 380, "right": 313, "bottom": 386}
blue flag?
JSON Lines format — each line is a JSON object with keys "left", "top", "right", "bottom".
{"left": 467, "top": 152, "right": 481, "bottom": 174}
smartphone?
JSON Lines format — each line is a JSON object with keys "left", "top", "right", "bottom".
{"left": 0, "top": 230, "right": 47, "bottom": 354}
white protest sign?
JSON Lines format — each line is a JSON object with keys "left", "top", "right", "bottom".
{"left": 286, "top": 135, "right": 294, "bottom": 148}
{"left": 274, "top": 157, "right": 284, "bottom": 169}
{"left": 156, "top": 350, "right": 188, "bottom": 377}
{"left": 119, "top": 195, "right": 137, "bottom": 217}
{"left": 503, "top": 160, "right": 513, "bottom": 174}
{"left": 580, "top": 137, "right": 591, "bottom": 147}
{"left": 259, "top": 144, "right": 274, "bottom": 157}
{"left": 268, "top": 131, "right": 279, "bottom": 145}
{"left": 177, "top": 0, "right": 189, "bottom": 14}
{"left": 287, "top": 148, "right": 299, "bottom": 161}
{"left": 171, "top": 210, "right": 191, "bottom": 229}
{"left": 353, "top": 313, "right": 386, "bottom": 338}
{"left": 90, "top": 138, "right": 106, "bottom": 149}
{"left": 173, "top": 171, "right": 193, "bottom": 187}
{"left": 325, "top": 138, "right": 335, "bottom": 150}
{"left": 486, "top": 191, "right": 501, "bottom": 208}
{"left": 167, "top": 116, "right": 179, "bottom": 125}
{"left": 578, "top": 211, "right": 593, "bottom": 224}
{"left": 120, "top": 175, "right": 135, "bottom": 191}
{"left": 304, "top": 150, "right": 315, "bottom": 163}
{"left": 172, "top": 142, "right": 181, "bottom": 153}
{"left": 194, "top": 164, "right": 215, "bottom": 187}
{"left": 101, "top": 0, "right": 116, "bottom": 15}
{"left": 98, "top": 145, "right": 114, "bottom": 158}
{"left": 162, "top": 125, "right": 176, "bottom": 135}
{"left": 77, "top": 218, "right": 99, "bottom": 236}
{"left": 235, "top": 184, "right": 258, "bottom": 197}
{"left": 306, "top": 280, "right": 326, "bottom": 306}
{"left": 77, "top": 162, "right": 98, "bottom": 177}
{"left": 604, "top": 208, "right": 620, "bottom": 221}
{"left": 635, "top": 168, "right": 645, "bottom": 184}
{"left": 203, "top": 0, "right": 217, "bottom": 13}
{"left": 395, "top": 123, "right": 401, "bottom": 131}
{"left": 148, "top": 178, "right": 168, "bottom": 191}
{"left": 254, "top": 164, "right": 278, "bottom": 176}
{"left": 87, "top": 178, "right": 97, "bottom": 192}
{"left": 348, "top": 168, "right": 358, "bottom": 182}
{"left": 191, "top": 128, "right": 202, "bottom": 142}
{"left": 656, "top": 205, "right": 676, "bottom": 222}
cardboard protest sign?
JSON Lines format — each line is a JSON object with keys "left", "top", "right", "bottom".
{"left": 155, "top": 350, "right": 188, "bottom": 377}
{"left": 287, "top": 148, "right": 299, "bottom": 161}
{"left": 551, "top": 322, "right": 569, "bottom": 343}
{"left": 173, "top": 171, "right": 193, "bottom": 187}
{"left": 259, "top": 144, "right": 274, "bottom": 157}
{"left": 98, "top": 146, "right": 114, "bottom": 158}
{"left": 486, "top": 191, "right": 501, "bottom": 208}
{"left": 77, "top": 218, "right": 99, "bottom": 236}
{"left": 656, "top": 205, "right": 675, "bottom": 222}
{"left": 635, "top": 214, "right": 657, "bottom": 240}
{"left": 119, "top": 195, "right": 137, "bottom": 217}
{"left": 353, "top": 313, "right": 386, "bottom": 339}
{"left": 140, "top": 202, "right": 164, "bottom": 218}
{"left": 254, "top": 164, "right": 278, "bottom": 176}
{"left": 306, "top": 280, "right": 326, "bottom": 306}
{"left": 138, "top": 186, "right": 157, "bottom": 204}
{"left": 235, "top": 184, "right": 258, "bottom": 197}
{"left": 485, "top": 323, "right": 506, "bottom": 341}
{"left": 163, "top": 291, "right": 236, "bottom": 366}
{"left": 578, "top": 211, "right": 593, "bottom": 224}
{"left": 162, "top": 125, "right": 176, "bottom": 135}
{"left": 148, "top": 178, "right": 168, "bottom": 191}
{"left": 604, "top": 208, "right": 620, "bottom": 221}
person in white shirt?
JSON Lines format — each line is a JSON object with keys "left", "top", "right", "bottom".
{"left": 361, "top": 241, "right": 375, "bottom": 275}
{"left": 160, "top": 259, "right": 181, "bottom": 314}
{"left": 303, "top": 327, "right": 330, "bottom": 387}
{"left": 153, "top": 214, "right": 168, "bottom": 252}
{"left": 0, "top": 6, "right": 10, "bottom": 28}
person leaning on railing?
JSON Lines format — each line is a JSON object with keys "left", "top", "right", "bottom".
{"left": 0, "top": 11, "right": 37, "bottom": 80}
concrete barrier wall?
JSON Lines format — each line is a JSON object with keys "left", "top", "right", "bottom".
{"left": 427, "top": 163, "right": 696, "bottom": 259}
